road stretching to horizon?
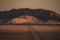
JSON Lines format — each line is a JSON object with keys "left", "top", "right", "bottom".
{"left": 0, "top": 25, "right": 60, "bottom": 40}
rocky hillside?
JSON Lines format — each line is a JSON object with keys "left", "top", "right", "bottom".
{"left": 0, "top": 8, "right": 60, "bottom": 24}
{"left": 10, "top": 15, "right": 38, "bottom": 24}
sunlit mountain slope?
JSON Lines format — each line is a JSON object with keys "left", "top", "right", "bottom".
{"left": 10, "top": 15, "right": 38, "bottom": 24}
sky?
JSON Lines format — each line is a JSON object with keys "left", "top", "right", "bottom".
{"left": 0, "top": 0, "right": 60, "bottom": 13}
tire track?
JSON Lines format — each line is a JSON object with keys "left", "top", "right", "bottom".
{"left": 28, "top": 25, "right": 42, "bottom": 40}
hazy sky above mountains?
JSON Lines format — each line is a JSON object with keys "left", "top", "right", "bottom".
{"left": 0, "top": 0, "right": 60, "bottom": 13}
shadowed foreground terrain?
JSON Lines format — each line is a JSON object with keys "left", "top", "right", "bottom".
{"left": 0, "top": 25, "right": 60, "bottom": 40}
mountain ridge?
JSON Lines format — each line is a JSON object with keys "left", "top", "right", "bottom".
{"left": 0, "top": 8, "right": 60, "bottom": 24}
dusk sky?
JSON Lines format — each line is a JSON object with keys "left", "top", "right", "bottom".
{"left": 0, "top": 0, "right": 60, "bottom": 13}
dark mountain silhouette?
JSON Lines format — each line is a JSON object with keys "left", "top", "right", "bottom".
{"left": 0, "top": 8, "right": 60, "bottom": 23}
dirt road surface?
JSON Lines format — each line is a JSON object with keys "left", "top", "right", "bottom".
{"left": 0, "top": 25, "right": 60, "bottom": 40}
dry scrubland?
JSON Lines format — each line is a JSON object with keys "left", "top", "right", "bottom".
{"left": 0, "top": 25, "right": 60, "bottom": 40}
{"left": 0, "top": 25, "right": 60, "bottom": 31}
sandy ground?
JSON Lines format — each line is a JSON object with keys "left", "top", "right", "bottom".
{"left": 0, "top": 25, "right": 60, "bottom": 31}
{"left": 32, "top": 25, "right": 60, "bottom": 40}
{"left": 0, "top": 25, "right": 60, "bottom": 40}
{"left": 32, "top": 25, "right": 60, "bottom": 31}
